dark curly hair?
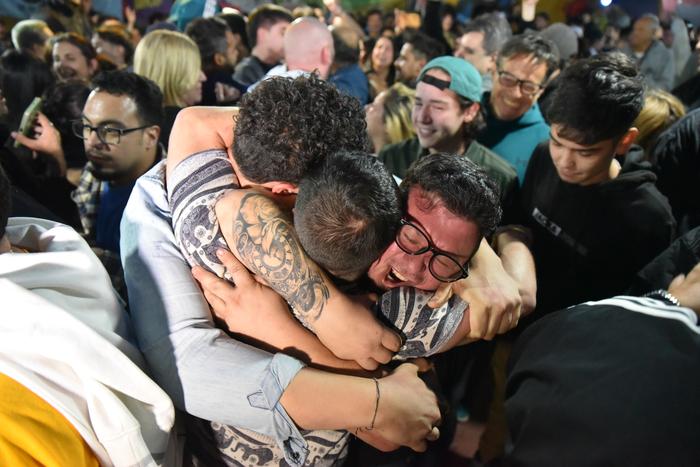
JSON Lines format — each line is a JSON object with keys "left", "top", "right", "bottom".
{"left": 546, "top": 52, "right": 644, "bottom": 145}
{"left": 402, "top": 153, "right": 502, "bottom": 239}
{"left": 233, "top": 74, "right": 370, "bottom": 184}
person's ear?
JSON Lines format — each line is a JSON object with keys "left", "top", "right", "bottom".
{"left": 265, "top": 181, "right": 299, "bottom": 195}
{"left": 116, "top": 44, "right": 125, "bottom": 61}
{"left": 321, "top": 44, "right": 332, "bottom": 65}
{"left": 142, "top": 125, "right": 160, "bottom": 150}
{"left": 88, "top": 58, "right": 99, "bottom": 75}
{"left": 543, "top": 68, "right": 560, "bottom": 89}
{"left": 213, "top": 52, "right": 226, "bottom": 67}
{"left": 615, "top": 127, "right": 639, "bottom": 155}
{"left": 483, "top": 53, "right": 499, "bottom": 73}
{"left": 462, "top": 101, "right": 480, "bottom": 123}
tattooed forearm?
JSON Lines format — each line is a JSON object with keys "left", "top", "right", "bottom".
{"left": 231, "top": 192, "right": 330, "bottom": 327}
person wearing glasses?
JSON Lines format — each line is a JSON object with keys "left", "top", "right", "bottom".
{"left": 12, "top": 70, "right": 163, "bottom": 293}
{"left": 477, "top": 33, "right": 560, "bottom": 184}
{"left": 378, "top": 56, "right": 518, "bottom": 209}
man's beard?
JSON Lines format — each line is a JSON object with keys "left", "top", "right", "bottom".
{"left": 86, "top": 160, "right": 118, "bottom": 182}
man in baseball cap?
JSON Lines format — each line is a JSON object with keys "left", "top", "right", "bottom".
{"left": 378, "top": 56, "right": 517, "bottom": 201}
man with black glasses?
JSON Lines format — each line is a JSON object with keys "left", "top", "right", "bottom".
{"left": 477, "top": 34, "right": 559, "bottom": 184}
{"left": 13, "top": 70, "right": 162, "bottom": 289}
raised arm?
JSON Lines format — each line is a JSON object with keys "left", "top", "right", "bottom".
{"left": 165, "top": 106, "right": 238, "bottom": 180}
{"left": 492, "top": 226, "right": 537, "bottom": 315}
{"left": 215, "top": 189, "right": 401, "bottom": 369}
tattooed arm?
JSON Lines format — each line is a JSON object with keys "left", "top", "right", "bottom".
{"left": 193, "top": 248, "right": 366, "bottom": 374}
{"left": 216, "top": 189, "right": 401, "bottom": 370}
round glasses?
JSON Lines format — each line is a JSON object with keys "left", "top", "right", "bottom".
{"left": 395, "top": 219, "right": 470, "bottom": 283}
{"left": 72, "top": 120, "right": 149, "bottom": 145}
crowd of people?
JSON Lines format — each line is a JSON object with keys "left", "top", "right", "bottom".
{"left": 1, "top": 0, "right": 699, "bottom": 465}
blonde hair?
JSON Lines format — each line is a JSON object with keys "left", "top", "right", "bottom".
{"left": 383, "top": 83, "right": 416, "bottom": 145}
{"left": 634, "top": 89, "right": 686, "bottom": 151}
{"left": 134, "top": 30, "right": 201, "bottom": 107}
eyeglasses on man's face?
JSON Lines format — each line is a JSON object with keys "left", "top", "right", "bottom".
{"left": 496, "top": 69, "right": 544, "bottom": 96}
{"left": 395, "top": 218, "right": 470, "bottom": 283}
{"left": 72, "top": 120, "right": 149, "bottom": 145}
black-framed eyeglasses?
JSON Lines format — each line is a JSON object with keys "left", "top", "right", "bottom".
{"left": 496, "top": 69, "right": 544, "bottom": 96}
{"left": 395, "top": 218, "right": 470, "bottom": 283}
{"left": 72, "top": 120, "right": 150, "bottom": 145}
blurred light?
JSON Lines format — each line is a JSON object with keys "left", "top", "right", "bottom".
{"left": 600, "top": 0, "right": 613, "bottom": 6}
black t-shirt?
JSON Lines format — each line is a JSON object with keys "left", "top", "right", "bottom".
{"left": 518, "top": 143, "right": 676, "bottom": 315}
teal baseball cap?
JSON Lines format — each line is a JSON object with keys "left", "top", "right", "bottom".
{"left": 417, "top": 56, "right": 483, "bottom": 102}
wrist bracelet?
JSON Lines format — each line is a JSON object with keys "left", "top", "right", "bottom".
{"left": 366, "top": 378, "right": 380, "bottom": 431}
{"left": 643, "top": 289, "right": 681, "bottom": 307}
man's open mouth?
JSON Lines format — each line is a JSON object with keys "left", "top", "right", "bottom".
{"left": 387, "top": 267, "right": 408, "bottom": 283}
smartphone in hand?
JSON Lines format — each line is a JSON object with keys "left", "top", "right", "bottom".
{"left": 14, "top": 97, "right": 43, "bottom": 148}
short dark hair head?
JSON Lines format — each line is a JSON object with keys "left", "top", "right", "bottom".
{"left": 331, "top": 26, "right": 360, "bottom": 67}
{"left": 185, "top": 17, "right": 231, "bottom": 68}
{"left": 91, "top": 70, "right": 163, "bottom": 127}
{"left": 462, "top": 12, "right": 513, "bottom": 56}
{"left": 233, "top": 74, "right": 369, "bottom": 184}
{"left": 42, "top": 79, "right": 91, "bottom": 168}
{"left": 403, "top": 30, "right": 445, "bottom": 62}
{"left": 295, "top": 151, "right": 402, "bottom": 280}
{"left": 51, "top": 33, "right": 97, "bottom": 61}
{"left": 0, "top": 165, "right": 11, "bottom": 239}
{"left": 401, "top": 153, "right": 502, "bottom": 239}
{"left": 498, "top": 33, "right": 560, "bottom": 81}
{"left": 246, "top": 4, "right": 293, "bottom": 49}
{"left": 14, "top": 22, "right": 50, "bottom": 53}
{"left": 0, "top": 49, "right": 54, "bottom": 128}
{"left": 546, "top": 52, "right": 644, "bottom": 145}
{"left": 219, "top": 12, "right": 250, "bottom": 51}
{"left": 366, "top": 9, "right": 382, "bottom": 20}
{"left": 95, "top": 25, "right": 134, "bottom": 64}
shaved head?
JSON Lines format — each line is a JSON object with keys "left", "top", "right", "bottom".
{"left": 284, "top": 17, "right": 334, "bottom": 78}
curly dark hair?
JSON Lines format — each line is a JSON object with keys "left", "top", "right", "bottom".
{"left": 546, "top": 52, "right": 644, "bottom": 145}
{"left": 402, "top": 153, "right": 502, "bottom": 238}
{"left": 233, "top": 74, "right": 370, "bottom": 184}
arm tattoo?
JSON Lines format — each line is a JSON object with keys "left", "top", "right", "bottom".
{"left": 232, "top": 192, "right": 329, "bottom": 327}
